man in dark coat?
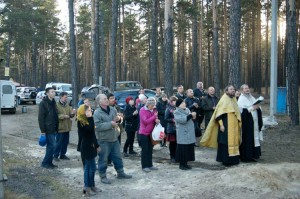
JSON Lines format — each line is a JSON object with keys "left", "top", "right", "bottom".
{"left": 238, "top": 84, "right": 263, "bottom": 162}
{"left": 193, "top": 82, "right": 207, "bottom": 127}
{"left": 38, "top": 86, "right": 59, "bottom": 169}
{"left": 175, "top": 85, "right": 186, "bottom": 101}
{"left": 202, "top": 87, "right": 219, "bottom": 128}
{"left": 156, "top": 94, "right": 168, "bottom": 147}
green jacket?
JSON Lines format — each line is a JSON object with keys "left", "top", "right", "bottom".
{"left": 56, "top": 101, "right": 74, "bottom": 133}
{"left": 93, "top": 106, "right": 120, "bottom": 142}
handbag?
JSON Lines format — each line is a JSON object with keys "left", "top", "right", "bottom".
{"left": 151, "top": 123, "right": 165, "bottom": 141}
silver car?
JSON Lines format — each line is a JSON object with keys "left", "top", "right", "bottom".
{"left": 36, "top": 91, "right": 46, "bottom": 105}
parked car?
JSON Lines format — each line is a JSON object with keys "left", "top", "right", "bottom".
{"left": 16, "top": 86, "right": 37, "bottom": 105}
{"left": 81, "top": 86, "right": 90, "bottom": 93}
{"left": 45, "top": 82, "right": 72, "bottom": 96}
{"left": 36, "top": 91, "right": 46, "bottom": 105}
{"left": 0, "top": 80, "right": 17, "bottom": 114}
{"left": 115, "top": 81, "right": 142, "bottom": 91}
{"left": 114, "top": 89, "right": 156, "bottom": 111}
{"left": 81, "top": 84, "right": 111, "bottom": 100}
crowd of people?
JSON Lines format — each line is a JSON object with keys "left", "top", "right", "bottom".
{"left": 38, "top": 82, "right": 264, "bottom": 196}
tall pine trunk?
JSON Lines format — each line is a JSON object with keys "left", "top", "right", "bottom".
{"left": 150, "top": 0, "right": 158, "bottom": 88}
{"left": 223, "top": 0, "right": 228, "bottom": 87}
{"left": 212, "top": 0, "right": 220, "bottom": 96}
{"left": 228, "top": 0, "right": 241, "bottom": 88}
{"left": 122, "top": 0, "right": 126, "bottom": 81}
{"left": 164, "top": 0, "right": 174, "bottom": 96}
{"left": 99, "top": 3, "right": 105, "bottom": 85}
{"left": 264, "top": 1, "right": 270, "bottom": 97}
{"left": 192, "top": 0, "right": 199, "bottom": 87}
{"left": 110, "top": 0, "right": 119, "bottom": 91}
{"left": 31, "top": 39, "right": 37, "bottom": 87}
{"left": 286, "top": 0, "right": 299, "bottom": 125}
{"left": 68, "top": 0, "right": 78, "bottom": 107}
{"left": 256, "top": 0, "right": 262, "bottom": 94}
{"left": 91, "top": 0, "right": 100, "bottom": 84}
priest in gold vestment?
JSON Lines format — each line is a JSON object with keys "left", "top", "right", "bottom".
{"left": 200, "top": 85, "right": 241, "bottom": 166}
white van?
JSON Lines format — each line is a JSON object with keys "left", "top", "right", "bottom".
{"left": 0, "top": 80, "right": 17, "bottom": 114}
{"left": 45, "top": 82, "right": 72, "bottom": 95}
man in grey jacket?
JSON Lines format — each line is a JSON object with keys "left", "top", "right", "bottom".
{"left": 93, "top": 94, "right": 132, "bottom": 184}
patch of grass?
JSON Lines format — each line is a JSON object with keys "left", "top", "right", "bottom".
{"left": 5, "top": 190, "right": 32, "bottom": 199}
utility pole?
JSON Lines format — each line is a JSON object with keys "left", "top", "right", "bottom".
{"left": 268, "top": 0, "right": 278, "bottom": 125}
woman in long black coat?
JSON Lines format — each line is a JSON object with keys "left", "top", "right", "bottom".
{"left": 123, "top": 96, "right": 139, "bottom": 155}
{"left": 156, "top": 94, "right": 168, "bottom": 147}
{"left": 164, "top": 96, "right": 178, "bottom": 163}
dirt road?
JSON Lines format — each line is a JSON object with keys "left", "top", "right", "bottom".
{"left": 1, "top": 103, "right": 300, "bottom": 199}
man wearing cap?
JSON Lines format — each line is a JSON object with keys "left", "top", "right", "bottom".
{"left": 93, "top": 94, "right": 132, "bottom": 184}
{"left": 38, "top": 86, "right": 59, "bottom": 169}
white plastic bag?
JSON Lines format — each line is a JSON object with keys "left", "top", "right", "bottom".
{"left": 151, "top": 123, "right": 165, "bottom": 141}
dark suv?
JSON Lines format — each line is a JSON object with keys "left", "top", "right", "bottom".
{"left": 16, "top": 87, "right": 37, "bottom": 105}
{"left": 114, "top": 89, "right": 156, "bottom": 111}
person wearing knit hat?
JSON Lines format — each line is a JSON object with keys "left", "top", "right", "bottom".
{"left": 139, "top": 96, "right": 160, "bottom": 172}
{"left": 175, "top": 98, "right": 184, "bottom": 107}
{"left": 125, "top": 96, "right": 134, "bottom": 104}
{"left": 173, "top": 98, "right": 197, "bottom": 170}
{"left": 77, "top": 104, "right": 100, "bottom": 196}
{"left": 139, "top": 94, "right": 147, "bottom": 101}
{"left": 123, "top": 96, "right": 139, "bottom": 156}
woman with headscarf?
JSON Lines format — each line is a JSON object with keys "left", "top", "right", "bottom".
{"left": 77, "top": 105, "right": 100, "bottom": 196}
{"left": 174, "top": 99, "right": 196, "bottom": 170}
{"left": 138, "top": 97, "right": 160, "bottom": 173}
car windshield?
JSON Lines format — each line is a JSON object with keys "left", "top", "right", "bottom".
{"left": 61, "top": 85, "right": 72, "bottom": 91}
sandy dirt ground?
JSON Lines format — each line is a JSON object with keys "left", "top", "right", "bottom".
{"left": 1, "top": 102, "right": 300, "bottom": 199}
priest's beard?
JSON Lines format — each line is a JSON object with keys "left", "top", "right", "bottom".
{"left": 226, "top": 92, "right": 235, "bottom": 98}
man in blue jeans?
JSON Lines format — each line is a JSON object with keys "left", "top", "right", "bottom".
{"left": 93, "top": 94, "right": 132, "bottom": 184}
{"left": 38, "top": 86, "right": 59, "bottom": 169}
{"left": 53, "top": 92, "right": 75, "bottom": 161}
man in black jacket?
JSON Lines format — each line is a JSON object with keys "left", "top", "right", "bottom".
{"left": 38, "top": 86, "right": 59, "bottom": 169}
{"left": 193, "top": 82, "right": 207, "bottom": 127}
{"left": 175, "top": 85, "right": 186, "bottom": 101}
{"left": 202, "top": 87, "right": 219, "bottom": 128}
